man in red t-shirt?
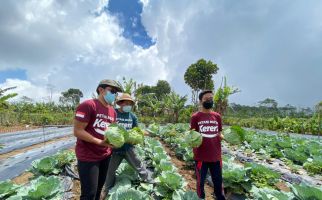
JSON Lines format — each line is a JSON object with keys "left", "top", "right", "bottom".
{"left": 190, "top": 90, "right": 226, "bottom": 200}
{"left": 74, "top": 79, "right": 122, "bottom": 200}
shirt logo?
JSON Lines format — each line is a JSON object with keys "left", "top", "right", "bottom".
{"left": 93, "top": 118, "right": 111, "bottom": 135}
{"left": 199, "top": 125, "right": 218, "bottom": 133}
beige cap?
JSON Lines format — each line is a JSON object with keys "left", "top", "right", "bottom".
{"left": 116, "top": 93, "right": 135, "bottom": 105}
{"left": 98, "top": 79, "right": 123, "bottom": 92}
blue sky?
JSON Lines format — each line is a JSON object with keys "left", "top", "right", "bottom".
{"left": 106, "top": 0, "right": 154, "bottom": 48}
{"left": 0, "top": 0, "right": 321, "bottom": 107}
{"left": 0, "top": 69, "right": 27, "bottom": 83}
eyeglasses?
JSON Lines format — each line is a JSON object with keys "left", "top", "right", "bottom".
{"left": 106, "top": 87, "right": 117, "bottom": 94}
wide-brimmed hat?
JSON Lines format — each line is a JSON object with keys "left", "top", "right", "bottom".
{"left": 116, "top": 93, "right": 135, "bottom": 105}
{"left": 97, "top": 79, "right": 123, "bottom": 92}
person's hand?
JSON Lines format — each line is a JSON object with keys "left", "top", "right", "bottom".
{"left": 97, "top": 139, "right": 115, "bottom": 148}
{"left": 220, "top": 133, "right": 224, "bottom": 140}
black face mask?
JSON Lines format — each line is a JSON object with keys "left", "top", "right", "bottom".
{"left": 202, "top": 100, "right": 214, "bottom": 109}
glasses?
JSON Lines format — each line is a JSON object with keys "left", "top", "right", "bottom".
{"left": 105, "top": 87, "right": 117, "bottom": 94}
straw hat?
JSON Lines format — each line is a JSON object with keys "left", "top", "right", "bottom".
{"left": 116, "top": 93, "right": 135, "bottom": 105}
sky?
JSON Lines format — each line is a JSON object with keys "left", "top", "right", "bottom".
{"left": 0, "top": 0, "right": 321, "bottom": 107}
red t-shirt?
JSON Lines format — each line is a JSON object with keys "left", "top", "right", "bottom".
{"left": 74, "top": 99, "right": 116, "bottom": 162}
{"left": 190, "top": 111, "right": 223, "bottom": 162}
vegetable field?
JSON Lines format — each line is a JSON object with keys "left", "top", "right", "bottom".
{"left": 0, "top": 124, "right": 321, "bottom": 199}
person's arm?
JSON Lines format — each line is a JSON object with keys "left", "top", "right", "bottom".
{"left": 217, "top": 114, "right": 224, "bottom": 140}
{"left": 132, "top": 113, "right": 138, "bottom": 128}
{"left": 190, "top": 115, "right": 198, "bottom": 131}
{"left": 74, "top": 119, "right": 114, "bottom": 148}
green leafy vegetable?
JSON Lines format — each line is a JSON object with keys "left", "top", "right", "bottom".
{"left": 127, "top": 127, "right": 144, "bottom": 145}
{"left": 223, "top": 126, "right": 246, "bottom": 145}
{"left": 105, "top": 124, "right": 126, "bottom": 148}
{"left": 184, "top": 130, "right": 202, "bottom": 148}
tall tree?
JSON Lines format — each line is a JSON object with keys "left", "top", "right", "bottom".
{"left": 59, "top": 88, "right": 83, "bottom": 109}
{"left": 258, "top": 98, "right": 278, "bottom": 108}
{"left": 184, "top": 59, "right": 219, "bottom": 105}
{"left": 154, "top": 80, "right": 171, "bottom": 100}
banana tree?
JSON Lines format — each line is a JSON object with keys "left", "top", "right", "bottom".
{"left": 164, "top": 91, "right": 187, "bottom": 123}
{"left": 119, "top": 77, "right": 137, "bottom": 95}
{"left": 214, "top": 77, "right": 240, "bottom": 115}
{"left": 139, "top": 94, "right": 163, "bottom": 118}
{"left": 0, "top": 87, "right": 18, "bottom": 110}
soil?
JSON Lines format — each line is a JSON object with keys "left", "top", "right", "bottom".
{"left": 159, "top": 140, "right": 215, "bottom": 200}
{"left": 11, "top": 172, "right": 34, "bottom": 185}
{"left": 0, "top": 125, "right": 40, "bottom": 133}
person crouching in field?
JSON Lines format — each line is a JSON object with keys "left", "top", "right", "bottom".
{"left": 105, "top": 93, "right": 153, "bottom": 193}
{"left": 73, "top": 79, "right": 122, "bottom": 200}
{"left": 190, "top": 90, "right": 226, "bottom": 200}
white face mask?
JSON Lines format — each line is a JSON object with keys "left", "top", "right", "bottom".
{"left": 122, "top": 105, "right": 132, "bottom": 112}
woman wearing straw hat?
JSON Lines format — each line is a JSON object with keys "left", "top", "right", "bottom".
{"left": 104, "top": 93, "right": 153, "bottom": 192}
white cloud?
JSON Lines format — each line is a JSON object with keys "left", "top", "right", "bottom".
{"left": 0, "top": 79, "right": 60, "bottom": 102}
{"left": 140, "top": 0, "right": 322, "bottom": 107}
{"left": 0, "top": 0, "right": 168, "bottom": 101}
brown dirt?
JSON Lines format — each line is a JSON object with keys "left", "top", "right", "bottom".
{"left": 159, "top": 140, "right": 214, "bottom": 200}
{"left": 71, "top": 178, "right": 81, "bottom": 200}
{"left": 0, "top": 125, "right": 40, "bottom": 133}
{"left": 275, "top": 181, "right": 291, "bottom": 192}
{"left": 0, "top": 135, "right": 74, "bottom": 160}
{"left": 11, "top": 172, "right": 34, "bottom": 185}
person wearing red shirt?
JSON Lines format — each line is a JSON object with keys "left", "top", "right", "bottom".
{"left": 73, "top": 79, "right": 122, "bottom": 200}
{"left": 190, "top": 90, "right": 226, "bottom": 200}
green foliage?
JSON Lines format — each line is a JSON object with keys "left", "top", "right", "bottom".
{"left": 30, "top": 151, "right": 75, "bottom": 176}
{"left": 303, "top": 156, "right": 322, "bottom": 175}
{"left": 59, "top": 88, "right": 83, "bottom": 108}
{"left": 147, "top": 123, "right": 160, "bottom": 136}
{"left": 108, "top": 187, "right": 149, "bottom": 200}
{"left": 184, "top": 130, "right": 202, "bottom": 148}
{"left": 0, "top": 86, "right": 18, "bottom": 110}
{"left": 154, "top": 80, "right": 171, "bottom": 100}
{"left": 104, "top": 124, "right": 126, "bottom": 148}
{"left": 184, "top": 59, "right": 218, "bottom": 91}
{"left": 31, "top": 157, "right": 61, "bottom": 175}
{"left": 251, "top": 187, "right": 293, "bottom": 200}
{"left": 290, "top": 184, "right": 322, "bottom": 200}
{"left": 283, "top": 148, "right": 308, "bottom": 165}
{"left": 155, "top": 171, "right": 186, "bottom": 199}
{"left": 8, "top": 176, "right": 62, "bottom": 200}
{"left": 245, "top": 163, "right": 280, "bottom": 188}
{"left": 223, "top": 116, "right": 320, "bottom": 135}
{"left": 0, "top": 181, "right": 20, "bottom": 198}
{"left": 172, "top": 190, "right": 200, "bottom": 200}
{"left": 213, "top": 77, "right": 239, "bottom": 114}
{"left": 127, "top": 127, "right": 144, "bottom": 145}
{"left": 223, "top": 125, "right": 246, "bottom": 145}
{"left": 222, "top": 158, "right": 252, "bottom": 194}
{"left": 184, "top": 59, "right": 219, "bottom": 104}
{"left": 54, "top": 150, "right": 76, "bottom": 168}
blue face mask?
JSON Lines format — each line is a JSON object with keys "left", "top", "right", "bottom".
{"left": 104, "top": 91, "right": 116, "bottom": 104}
{"left": 122, "top": 105, "right": 132, "bottom": 113}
